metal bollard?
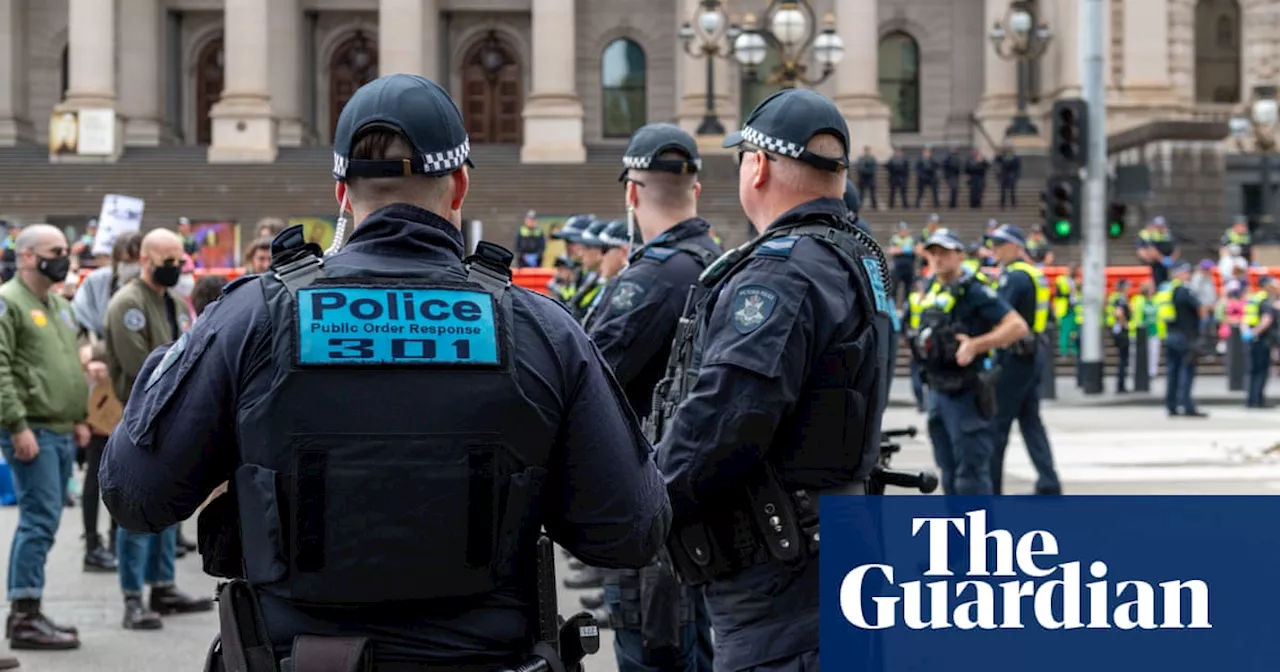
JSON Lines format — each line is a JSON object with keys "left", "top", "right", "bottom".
{"left": 1227, "top": 326, "right": 1246, "bottom": 392}
{"left": 1039, "top": 330, "right": 1057, "bottom": 400}
{"left": 1133, "top": 326, "right": 1150, "bottom": 392}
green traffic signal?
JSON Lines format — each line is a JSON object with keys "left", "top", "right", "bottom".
{"left": 1054, "top": 220, "right": 1073, "bottom": 237}
{"left": 1109, "top": 221, "right": 1123, "bottom": 237}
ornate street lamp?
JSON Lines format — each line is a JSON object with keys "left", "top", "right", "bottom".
{"left": 346, "top": 30, "right": 376, "bottom": 83}
{"left": 679, "top": 0, "right": 742, "bottom": 136}
{"left": 731, "top": 0, "right": 844, "bottom": 89}
{"left": 988, "top": 0, "right": 1052, "bottom": 137}
{"left": 1230, "top": 85, "right": 1279, "bottom": 240}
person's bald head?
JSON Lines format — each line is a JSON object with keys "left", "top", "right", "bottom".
{"left": 140, "top": 228, "right": 185, "bottom": 289}
{"left": 14, "top": 223, "right": 65, "bottom": 256}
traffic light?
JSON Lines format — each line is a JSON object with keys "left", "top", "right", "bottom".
{"left": 1107, "top": 202, "right": 1128, "bottom": 239}
{"left": 1043, "top": 175, "right": 1081, "bottom": 242}
{"left": 1050, "top": 99, "right": 1089, "bottom": 173}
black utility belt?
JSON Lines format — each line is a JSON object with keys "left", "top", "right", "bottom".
{"left": 665, "top": 474, "right": 867, "bottom": 586}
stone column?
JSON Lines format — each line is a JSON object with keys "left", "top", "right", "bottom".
{"left": 675, "top": 0, "right": 736, "bottom": 147}
{"left": 1121, "top": 0, "right": 1174, "bottom": 103}
{"left": 118, "top": 0, "right": 164, "bottom": 146}
{"left": 974, "top": 0, "right": 1021, "bottom": 144}
{"left": 1053, "top": 0, "right": 1082, "bottom": 99}
{"left": 208, "top": 0, "right": 276, "bottom": 162}
{"left": 833, "top": 0, "right": 891, "bottom": 157}
{"left": 55, "top": 0, "right": 123, "bottom": 160}
{"left": 270, "top": 0, "right": 304, "bottom": 146}
{"left": 378, "top": 0, "right": 439, "bottom": 80}
{"left": 520, "top": 0, "right": 586, "bottom": 163}
{"left": 0, "top": 0, "right": 31, "bottom": 145}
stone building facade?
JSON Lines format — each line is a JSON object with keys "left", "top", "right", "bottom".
{"left": 0, "top": 0, "right": 1274, "bottom": 163}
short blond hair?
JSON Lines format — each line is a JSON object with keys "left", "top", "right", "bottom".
{"left": 345, "top": 128, "right": 453, "bottom": 213}
{"left": 771, "top": 133, "right": 846, "bottom": 196}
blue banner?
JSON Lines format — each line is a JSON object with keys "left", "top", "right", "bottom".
{"left": 819, "top": 496, "right": 1280, "bottom": 671}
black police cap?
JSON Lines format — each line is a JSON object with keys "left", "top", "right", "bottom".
{"left": 596, "top": 219, "right": 634, "bottom": 248}
{"left": 332, "top": 74, "right": 474, "bottom": 181}
{"left": 723, "top": 89, "right": 850, "bottom": 173}
{"left": 580, "top": 219, "right": 612, "bottom": 248}
{"left": 619, "top": 123, "right": 702, "bottom": 182}
{"left": 552, "top": 215, "right": 593, "bottom": 241}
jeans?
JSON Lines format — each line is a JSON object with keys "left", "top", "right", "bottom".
{"left": 1164, "top": 334, "right": 1198, "bottom": 414}
{"left": 117, "top": 525, "right": 177, "bottom": 596}
{"left": 1247, "top": 339, "right": 1271, "bottom": 406}
{"left": 0, "top": 429, "right": 76, "bottom": 600}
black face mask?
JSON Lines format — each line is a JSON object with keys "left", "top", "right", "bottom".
{"left": 152, "top": 264, "right": 181, "bottom": 288}
{"left": 37, "top": 255, "right": 71, "bottom": 283}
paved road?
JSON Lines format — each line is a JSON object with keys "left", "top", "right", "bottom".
{"left": 1, "top": 404, "right": 1276, "bottom": 670}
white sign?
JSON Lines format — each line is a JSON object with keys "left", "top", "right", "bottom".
{"left": 91, "top": 194, "right": 145, "bottom": 256}
{"left": 75, "top": 109, "right": 116, "bottom": 156}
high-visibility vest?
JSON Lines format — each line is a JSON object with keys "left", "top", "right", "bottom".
{"left": 907, "top": 290, "right": 926, "bottom": 330}
{"left": 1127, "top": 294, "right": 1149, "bottom": 338}
{"left": 1244, "top": 290, "right": 1269, "bottom": 328}
{"left": 1004, "top": 260, "right": 1049, "bottom": 333}
{"left": 1224, "top": 229, "right": 1251, "bottom": 246}
{"left": 1105, "top": 291, "right": 1128, "bottom": 328}
{"left": 1053, "top": 275, "right": 1075, "bottom": 320}
{"left": 1139, "top": 228, "right": 1172, "bottom": 244}
{"left": 1153, "top": 279, "right": 1183, "bottom": 338}
{"left": 961, "top": 260, "right": 997, "bottom": 289}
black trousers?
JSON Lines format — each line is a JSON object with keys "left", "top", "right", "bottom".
{"left": 82, "top": 434, "right": 116, "bottom": 549}
{"left": 916, "top": 180, "right": 940, "bottom": 208}
{"left": 858, "top": 178, "right": 878, "bottom": 209}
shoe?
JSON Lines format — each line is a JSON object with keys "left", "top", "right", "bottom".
{"left": 177, "top": 534, "right": 198, "bottom": 553}
{"left": 1183, "top": 410, "right": 1209, "bottom": 418}
{"left": 175, "top": 544, "right": 188, "bottom": 559}
{"left": 579, "top": 592, "right": 604, "bottom": 610}
{"left": 84, "top": 546, "right": 117, "bottom": 573}
{"left": 1167, "top": 410, "right": 1180, "bottom": 418}
{"left": 148, "top": 586, "right": 213, "bottom": 615}
{"left": 0, "top": 655, "right": 17, "bottom": 669}
{"left": 122, "top": 597, "right": 163, "bottom": 630}
{"left": 7, "top": 603, "right": 78, "bottom": 650}
{"left": 63, "top": 493, "right": 76, "bottom": 508}
{"left": 566, "top": 558, "right": 585, "bottom": 571}
{"left": 561, "top": 567, "right": 604, "bottom": 590}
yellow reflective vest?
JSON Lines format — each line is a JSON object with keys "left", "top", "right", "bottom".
{"left": 1244, "top": 290, "right": 1269, "bottom": 328}
{"left": 1052, "top": 275, "right": 1075, "bottom": 321}
{"left": 1004, "top": 260, "right": 1049, "bottom": 333}
{"left": 907, "top": 290, "right": 926, "bottom": 330}
{"left": 1105, "top": 291, "right": 1128, "bottom": 328}
{"left": 1153, "top": 279, "right": 1183, "bottom": 339}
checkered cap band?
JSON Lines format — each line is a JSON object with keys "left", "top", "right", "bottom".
{"left": 332, "top": 138, "right": 471, "bottom": 179}
{"left": 740, "top": 126, "right": 804, "bottom": 159}
{"left": 623, "top": 155, "right": 652, "bottom": 170}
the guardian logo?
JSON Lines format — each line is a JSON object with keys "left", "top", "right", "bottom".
{"left": 840, "top": 510, "right": 1211, "bottom": 631}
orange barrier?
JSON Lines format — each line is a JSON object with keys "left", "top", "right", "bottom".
{"left": 512, "top": 267, "right": 554, "bottom": 295}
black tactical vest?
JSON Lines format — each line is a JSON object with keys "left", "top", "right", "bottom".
{"left": 232, "top": 242, "right": 556, "bottom": 606}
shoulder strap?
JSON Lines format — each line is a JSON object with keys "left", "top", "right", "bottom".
{"left": 269, "top": 223, "right": 327, "bottom": 298}
{"left": 462, "top": 241, "right": 514, "bottom": 301}
{"left": 272, "top": 253, "right": 325, "bottom": 298}
{"left": 671, "top": 240, "right": 718, "bottom": 268}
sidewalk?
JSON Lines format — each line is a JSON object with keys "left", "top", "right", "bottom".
{"left": 889, "top": 375, "right": 1265, "bottom": 409}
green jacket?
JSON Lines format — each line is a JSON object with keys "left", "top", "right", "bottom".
{"left": 104, "top": 278, "right": 192, "bottom": 403}
{"left": 0, "top": 277, "right": 89, "bottom": 433}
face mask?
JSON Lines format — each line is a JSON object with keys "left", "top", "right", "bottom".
{"left": 175, "top": 274, "right": 195, "bottom": 297}
{"left": 152, "top": 264, "right": 181, "bottom": 288}
{"left": 37, "top": 255, "right": 71, "bottom": 283}
{"left": 117, "top": 263, "right": 141, "bottom": 282}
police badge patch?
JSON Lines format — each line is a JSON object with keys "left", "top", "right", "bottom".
{"left": 123, "top": 308, "right": 147, "bottom": 332}
{"left": 609, "top": 281, "right": 645, "bottom": 314}
{"left": 730, "top": 285, "right": 778, "bottom": 335}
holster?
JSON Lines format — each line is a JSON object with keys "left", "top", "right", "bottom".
{"left": 976, "top": 367, "right": 1000, "bottom": 420}
{"left": 1007, "top": 334, "right": 1039, "bottom": 357}
{"left": 214, "top": 580, "right": 278, "bottom": 672}
{"left": 637, "top": 561, "right": 683, "bottom": 649}
{"left": 198, "top": 481, "right": 245, "bottom": 579}
{"left": 281, "top": 636, "right": 372, "bottom": 672}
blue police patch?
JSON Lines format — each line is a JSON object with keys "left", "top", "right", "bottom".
{"left": 755, "top": 236, "right": 800, "bottom": 259}
{"left": 730, "top": 285, "right": 778, "bottom": 334}
{"left": 295, "top": 286, "right": 500, "bottom": 367}
{"left": 642, "top": 247, "right": 679, "bottom": 262}
{"left": 861, "top": 257, "right": 892, "bottom": 316}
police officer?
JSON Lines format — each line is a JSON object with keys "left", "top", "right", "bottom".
{"left": 886, "top": 146, "right": 909, "bottom": 208}
{"left": 964, "top": 149, "right": 989, "bottom": 208}
{"left": 553, "top": 214, "right": 595, "bottom": 289}
{"left": 514, "top": 209, "right": 546, "bottom": 268}
{"left": 1221, "top": 214, "right": 1253, "bottom": 265}
{"left": 1107, "top": 278, "right": 1133, "bottom": 393}
{"left": 652, "top": 89, "right": 893, "bottom": 672}
{"left": 995, "top": 144, "right": 1021, "bottom": 209}
{"left": 843, "top": 178, "right": 872, "bottom": 235}
{"left": 1155, "top": 262, "right": 1207, "bottom": 417}
{"left": 1025, "top": 223, "right": 1054, "bottom": 265}
{"left": 915, "top": 147, "right": 940, "bottom": 209}
{"left": 887, "top": 222, "right": 916, "bottom": 305}
{"left": 987, "top": 225, "right": 1061, "bottom": 496}
{"left": 1244, "top": 276, "right": 1278, "bottom": 408}
{"left": 914, "top": 229, "right": 1028, "bottom": 495}
{"left": 581, "top": 219, "right": 638, "bottom": 328}
{"left": 99, "top": 73, "right": 670, "bottom": 671}
{"left": 906, "top": 276, "right": 928, "bottom": 412}
{"left": 854, "top": 146, "right": 878, "bottom": 210}
{"left": 572, "top": 218, "right": 611, "bottom": 323}
{"left": 589, "top": 122, "right": 719, "bottom": 672}
{"left": 942, "top": 147, "right": 963, "bottom": 209}
{"left": 1137, "top": 216, "right": 1178, "bottom": 286}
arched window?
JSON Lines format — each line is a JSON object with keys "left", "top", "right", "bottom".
{"left": 1195, "top": 0, "right": 1240, "bottom": 103}
{"left": 601, "top": 39, "right": 646, "bottom": 138}
{"left": 460, "top": 31, "right": 523, "bottom": 144}
{"left": 329, "top": 31, "right": 379, "bottom": 142}
{"left": 60, "top": 45, "right": 69, "bottom": 99}
{"left": 195, "top": 36, "right": 224, "bottom": 145}
{"left": 878, "top": 32, "right": 920, "bottom": 133}
{"left": 740, "top": 50, "right": 783, "bottom": 121}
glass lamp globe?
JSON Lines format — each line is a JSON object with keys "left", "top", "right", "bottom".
{"left": 699, "top": 9, "right": 724, "bottom": 36}
{"left": 988, "top": 25, "right": 1006, "bottom": 47}
{"left": 1252, "top": 98, "right": 1279, "bottom": 128}
{"left": 734, "top": 32, "right": 768, "bottom": 66}
{"left": 679, "top": 22, "right": 695, "bottom": 40}
{"left": 1228, "top": 116, "right": 1252, "bottom": 137}
{"left": 1009, "top": 9, "right": 1033, "bottom": 36}
{"left": 813, "top": 31, "right": 845, "bottom": 67}
{"left": 771, "top": 6, "right": 808, "bottom": 47}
